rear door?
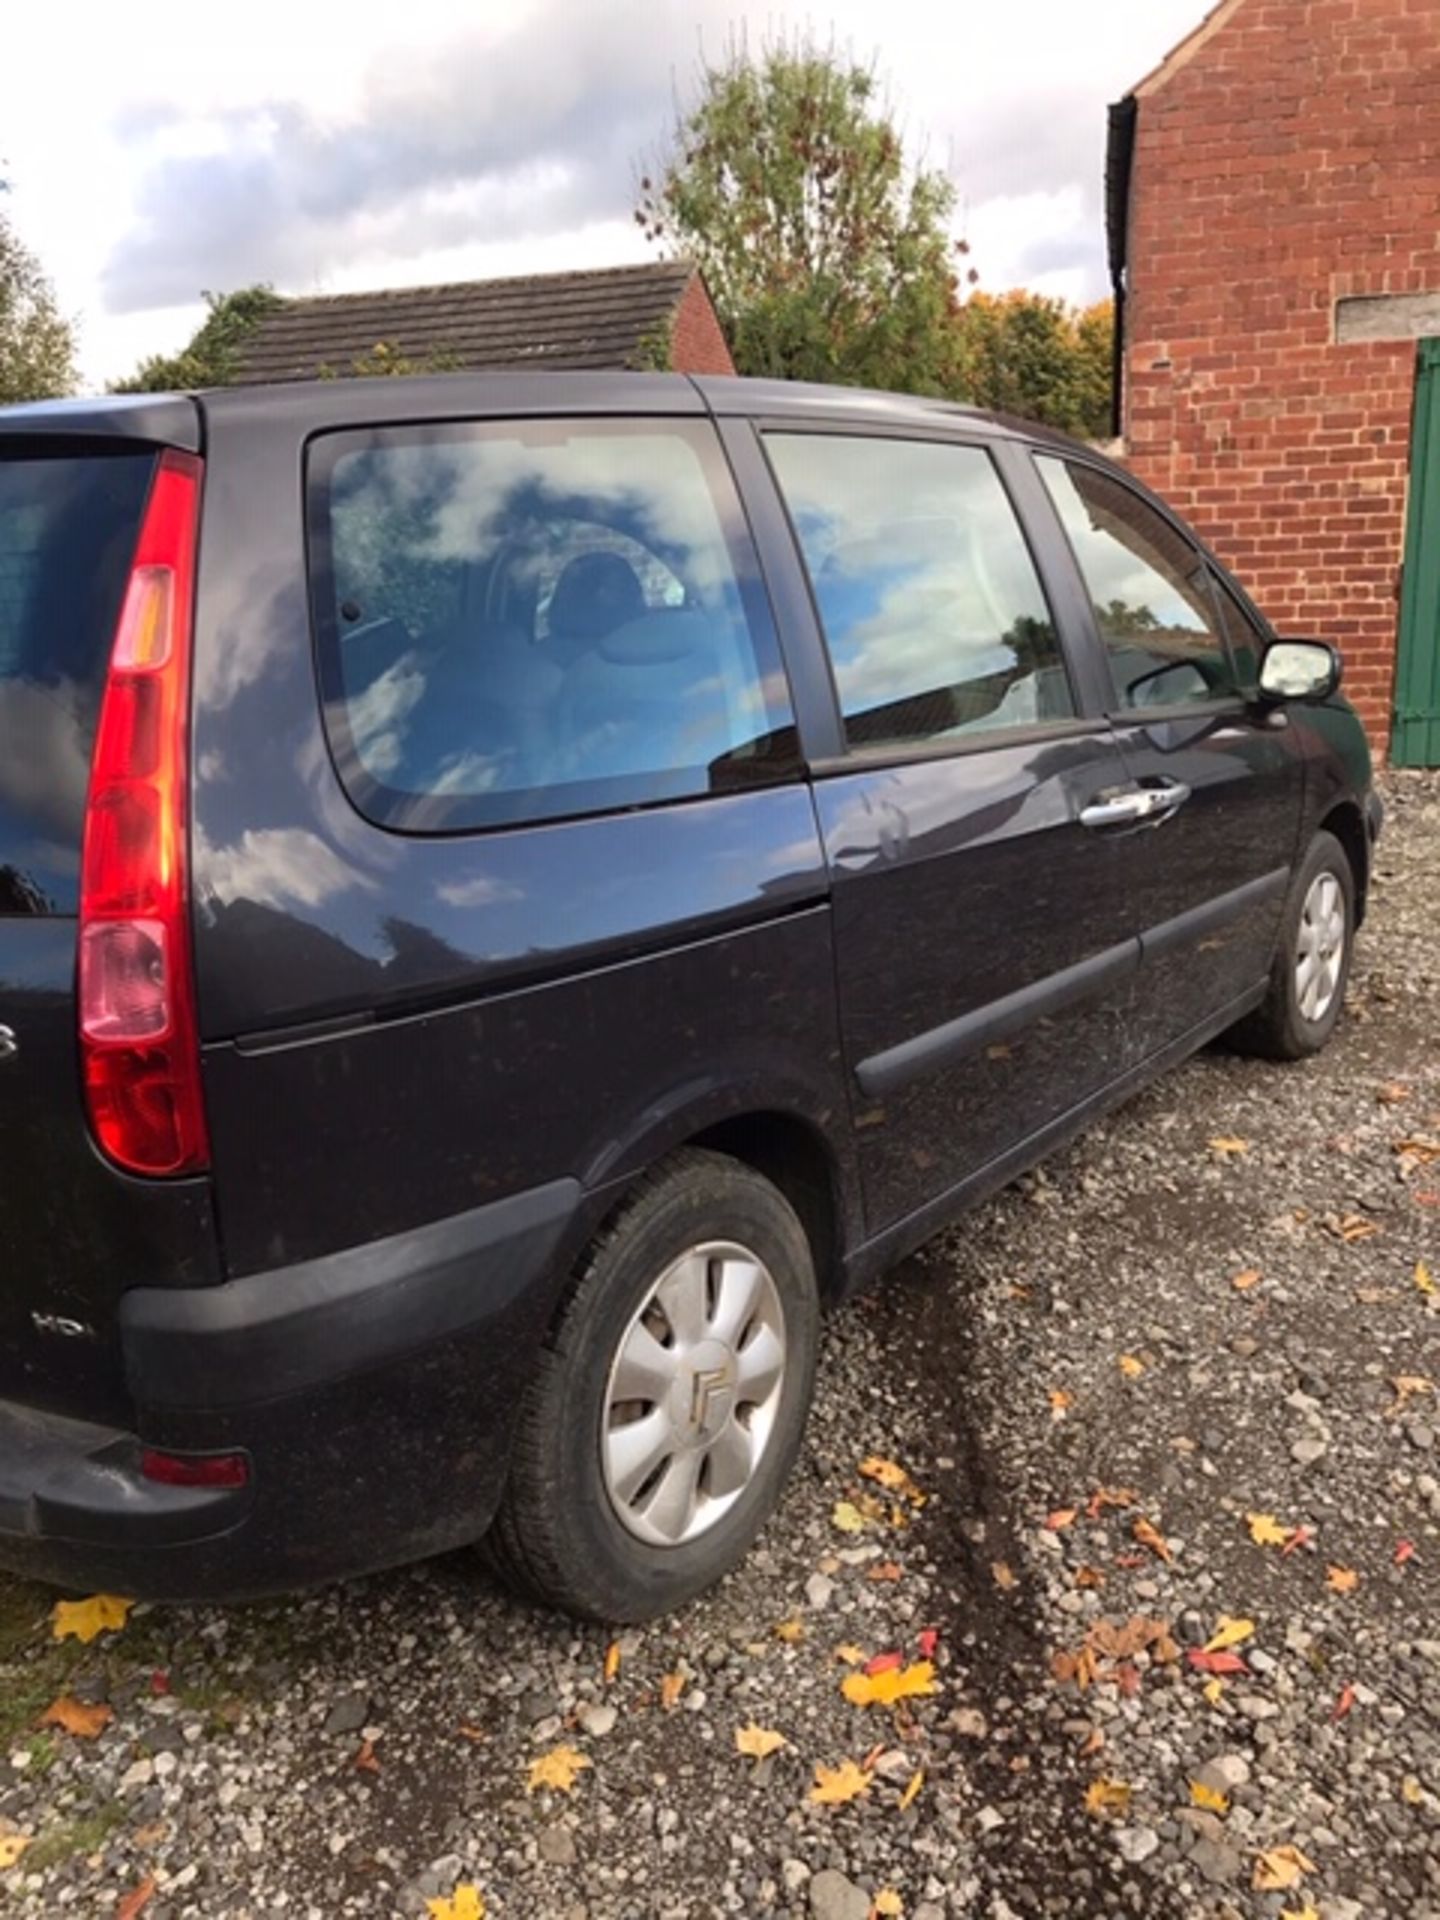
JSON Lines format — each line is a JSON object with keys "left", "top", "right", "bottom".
{"left": 1031, "top": 454, "right": 1305, "bottom": 1065}
{"left": 0, "top": 423, "right": 217, "bottom": 1423}
{"left": 750, "top": 422, "right": 1141, "bottom": 1234}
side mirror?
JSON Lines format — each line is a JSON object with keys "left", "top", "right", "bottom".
{"left": 1257, "top": 638, "right": 1342, "bottom": 704}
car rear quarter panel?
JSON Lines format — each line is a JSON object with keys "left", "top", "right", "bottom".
{"left": 188, "top": 379, "right": 857, "bottom": 1280}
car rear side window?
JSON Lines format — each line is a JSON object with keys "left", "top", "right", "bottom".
{"left": 309, "top": 419, "right": 797, "bottom": 833}
{"left": 764, "top": 433, "right": 1073, "bottom": 752}
{"left": 1036, "top": 456, "right": 1238, "bottom": 711}
{"left": 0, "top": 446, "right": 156, "bottom": 914}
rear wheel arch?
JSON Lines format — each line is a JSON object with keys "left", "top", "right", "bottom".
{"left": 1316, "top": 799, "right": 1369, "bottom": 924}
{"left": 685, "top": 1110, "right": 851, "bottom": 1305}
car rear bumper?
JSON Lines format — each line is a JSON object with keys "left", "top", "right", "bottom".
{"left": 0, "top": 1178, "right": 580, "bottom": 1599}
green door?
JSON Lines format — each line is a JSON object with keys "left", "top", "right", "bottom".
{"left": 1393, "top": 337, "right": 1440, "bottom": 767}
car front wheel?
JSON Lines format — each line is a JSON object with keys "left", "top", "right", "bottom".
{"left": 487, "top": 1148, "right": 819, "bottom": 1621}
{"left": 1229, "top": 828, "right": 1356, "bottom": 1060}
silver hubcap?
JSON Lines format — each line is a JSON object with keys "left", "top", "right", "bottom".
{"left": 1296, "top": 871, "right": 1346, "bottom": 1023}
{"left": 601, "top": 1240, "right": 787, "bottom": 1547}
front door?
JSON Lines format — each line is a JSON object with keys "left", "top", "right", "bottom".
{"left": 1032, "top": 455, "right": 1305, "bottom": 1066}
{"left": 759, "top": 427, "right": 1140, "bottom": 1234}
{"left": 1394, "top": 337, "right": 1440, "bottom": 768}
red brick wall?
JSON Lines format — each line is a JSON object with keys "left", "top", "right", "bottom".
{"left": 669, "top": 274, "right": 736, "bottom": 376}
{"left": 1122, "top": 0, "right": 1440, "bottom": 750}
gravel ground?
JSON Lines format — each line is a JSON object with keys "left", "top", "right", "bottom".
{"left": 1, "top": 772, "right": 1436, "bottom": 1920}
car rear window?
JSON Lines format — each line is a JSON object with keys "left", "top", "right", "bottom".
{"left": 0, "top": 446, "right": 156, "bottom": 914}
{"left": 307, "top": 419, "right": 798, "bottom": 834}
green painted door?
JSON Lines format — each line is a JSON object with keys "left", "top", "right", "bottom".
{"left": 1393, "top": 337, "right": 1440, "bottom": 767}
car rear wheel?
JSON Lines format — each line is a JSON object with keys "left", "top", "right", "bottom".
{"left": 487, "top": 1149, "right": 819, "bottom": 1621}
{"left": 1228, "top": 829, "right": 1355, "bottom": 1060}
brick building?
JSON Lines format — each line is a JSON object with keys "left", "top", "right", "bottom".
{"left": 1106, "top": 0, "right": 1440, "bottom": 762}
{"left": 232, "top": 261, "right": 735, "bottom": 385}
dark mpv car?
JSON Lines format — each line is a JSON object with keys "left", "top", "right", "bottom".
{"left": 0, "top": 374, "right": 1377, "bottom": 1620}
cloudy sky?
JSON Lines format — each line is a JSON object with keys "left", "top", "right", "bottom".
{"left": 2, "top": 0, "right": 1206, "bottom": 391}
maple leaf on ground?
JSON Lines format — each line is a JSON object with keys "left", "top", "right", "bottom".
{"left": 1048, "top": 1388, "right": 1074, "bottom": 1418}
{"left": 1416, "top": 1260, "right": 1436, "bottom": 1297}
{"left": 1280, "top": 1904, "right": 1321, "bottom": 1920}
{"left": 1118, "top": 1354, "right": 1145, "bottom": 1378}
{"left": 1209, "top": 1135, "right": 1250, "bottom": 1160}
{"left": 355, "top": 1739, "right": 381, "bottom": 1775}
{"left": 1231, "top": 1268, "right": 1263, "bottom": 1291}
{"left": 1395, "top": 1538, "right": 1417, "bottom": 1566}
{"left": 39, "top": 1696, "right": 113, "bottom": 1739}
{"left": 1389, "top": 1374, "right": 1434, "bottom": 1414}
{"left": 1189, "top": 1779, "right": 1230, "bottom": 1815}
{"left": 426, "top": 1888, "right": 486, "bottom": 1920}
{"left": 834, "top": 1644, "right": 866, "bottom": 1666}
{"left": 810, "top": 1759, "right": 872, "bottom": 1806}
{"left": 916, "top": 1628, "right": 939, "bottom": 1660}
{"left": 867, "top": 1560, "right": 903, "bottom": 1583}
{"left": 526, "top": 1746, "right": 592, "bottom": 1795}
{"left": 1083, "top": 1777, "right": 1132, "bottom": 1817}
{"left": 116, "top": 1877, "right": 158, "bottom": 1920}
{"left": 1074, "top": 1565, "right": 1106, "bottom": 1589}
{"left": 0, "top": 1835, "right": 30, "bottom": 1869}
{"left": 660, "top": 1672, "right": 686, "bottom": 1711}
{"left": 1326, "top": 1564, "right": 1359, "bottom": 1594}
{"left": 1203, "top": 1677, "right": 1226, "bottom": 1706}
{"left": 858, "top": 1456, "right": 923, "bottom": 1504}
{"left": 1132, "top": 1516, "right": 1173, "bottom": 1563}
{"left": 832, "top": 1501, "right": 867, "bottom": 1534}
{"left": 1205, "top": 1617, "right": 1255, "bottom": 1654}
{"left": 1187, "top": 1648, "right": 1248, "bottom": 1675}
{"left": 1376, "top": 1080, "right": 1411, "bottom": 1105}
{"left": 1051, "top": 1645, "right": 1099, "bottom": 1690}
{"left": 1086, "top": 1486, "right": 1138, "bottom": 1518}
{"left": 842, "top": 1661, "right": 937, "bottom": 1708}
{"left": 873, "top": 1891, "right": 904, "bottom": 1917}
{"left": 734, "top": 1722, "right": 787, "bottom": 1761}
{"left": 1045, "top": 1507, "right": 1078, "bottom": 1532}
{"left": 1246, "top": 1511, "right": 1291, "bottom": 1548}
{"left": 898, "top": 1767, "right": 924, "bottom": 1811}
{"left": 50, "top": 1594, "right": 133, "bottom": 1644}
{"left": 1325, "top": 1212, "right": 1379, "bottom": 1243}
{"left": 1253, "top": 1844, "right": 1315, "bottom": 1892}
{"left": 774, "top": 1617, "right": 806, "bottom": 1643}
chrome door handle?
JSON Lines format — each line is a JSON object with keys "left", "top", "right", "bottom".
{"left": 1080, "top": 780, "right": 1191, "bottom": 830}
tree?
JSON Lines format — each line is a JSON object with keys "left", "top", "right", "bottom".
{"left": 953, "top": 292, "right": 1113, "bottom": 439}
{"left": 0, "top": 190, "right": 75, "bottom": 404}
{"left": 111, "top": 285, "right": 284, "bottom": 393}
{"left": 637, "top": 38, "right": 971, "bottom": 394}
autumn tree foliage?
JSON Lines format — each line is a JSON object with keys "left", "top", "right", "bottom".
{"left": 955, "top": 292, "right": 1114, "bottom": 439}
{"left": 637, "top": 39, "right": 973, "bottom": 395}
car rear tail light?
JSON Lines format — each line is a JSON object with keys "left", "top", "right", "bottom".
{"left": 140, "top": 1447, "right": 249, "bottom": 1490}
{"left": 79, "top": 450, "right": 209, "bottom": 1176}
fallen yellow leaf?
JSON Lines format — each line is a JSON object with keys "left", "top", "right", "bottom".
{"left": 832, "top": 1500, "right": 867, "bottom": 1534}
{"left": 39, "top": 1697, "right": 114, "bottom": 1739}
{"left": 1209, "top": 1135, "right": 1250, "bottom": 1160}
{"left": 1246, "top": 1511, "right": 1290, "bottom": 1548}
{"left": 660, "top": 1672, "right": 685, "bottom": 1712}
{"left": 1048, "top": 1388, "right": 1074, "bottom": 1418}
{"left": 873, "top": 1892, "right": 904, "bottom": 1918}
{"left": 51, "top": 1594, "right": 133, "bottom": 1644}
{"left": 810, "top": 1759, "right": 872, "bottom": 1806}
{"left": 841, "top": 1661, "right": 938, "bottom": 1709}
{"left": 1083, "top": 1777, "right": 1132, "bottom": 1816}
{"left": 426, "top": 1889, "right": 485, "bottom": 1920}
{"left": 1390, "top": 1374, "right": 1434, "bottom": 1413}
{"left": 774, "top": 1617, "right": 806, "bottom": 1643}
{"left": 1253, "top": 1844, "right": 1315, "bottom": 1892}
{"left": 1189, "top": 1779, "right": 1230, "bottom": 1815}
{"left": 1400, "top": 1775, "right": 1426, "bottom": 1806}
{"left": 859, "top": 1456, "right": 923, "bottom": 1503}
{"left": 1203, "top": 1677, "right": 1226, "bottom": 1706}
{"left": 834, "top": 1644, "right": 867, "bottom": 1667}
{"left": 1279, "top": 1904, "right": 1320, "bottom": 1920}
{"left": 899, "top": 1767, "right": 924, "bottom": 1811}
{"left": 526, "top": 1745, "right": 592, "bottom": 1795}
{"left": 1205, "top": 1616, "right": 1255, "bottom": 1654}
{"left": 0, "top": 1835, "right": 30, "bottom": 1870}
{"left": 734, "top": 1722, "right": 787, "bottom": 1761}
{"left": 1132, "top": 1516, "right": 1173, "bottom": 1563}
{"left": 603, "top": 1641, "right": 621, "bottom": 1685}
{"left": 1417, "top": 1260, "right": 1436, "bottom": 1297}
{"left": 1231, "top": 1268, "right": 1263, "bottom": 1292}
{"left": 1118, "top": 1354, "right": 1145, "bottom": 1379}
{"left": 1326, "top": 1564, "right": 1359, "bottom": 1594}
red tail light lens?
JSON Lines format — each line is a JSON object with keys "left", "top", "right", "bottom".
{"left": 79, "top": 450, "right": 209, "bottom": 1176}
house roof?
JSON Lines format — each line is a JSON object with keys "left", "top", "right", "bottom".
{"left": 1129, "top": 0, "right": 1250, "bottom": 99}
{"left": 231, "top": 260, "right": 702, "bottom": 385}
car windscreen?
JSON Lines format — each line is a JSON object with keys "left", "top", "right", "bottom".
{"left": 0, "top": 444, "right": 156, "bottom": 913}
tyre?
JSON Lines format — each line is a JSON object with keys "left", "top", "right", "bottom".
{"left": 488, "top": 1148, "right": 820, "bottom": 1621}
{"left": 1228, "top": 829, "right": 1355, "bottom": 1060}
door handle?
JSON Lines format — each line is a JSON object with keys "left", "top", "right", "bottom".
{"left": 1080, "top": 779, "right": 1191, "bottom": 831}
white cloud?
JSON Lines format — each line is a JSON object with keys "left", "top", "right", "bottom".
{"left": 0, "top": 0, "right": 1208, "bottom": 389}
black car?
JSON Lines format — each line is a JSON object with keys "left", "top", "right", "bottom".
{"left": 0, "top": 374, "right": 1379, "bottom": 1621}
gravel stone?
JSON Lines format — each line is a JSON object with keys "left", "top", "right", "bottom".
{"left": 322, "top": 1692, "right": 369, "bottom": 1736}
{"left": 808, "top": 1868, "right": 870, "bottom": 1920}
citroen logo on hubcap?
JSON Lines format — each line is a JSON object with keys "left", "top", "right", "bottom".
{"left": 689, "top": 1363, "right": 730, "bottom": 1434}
